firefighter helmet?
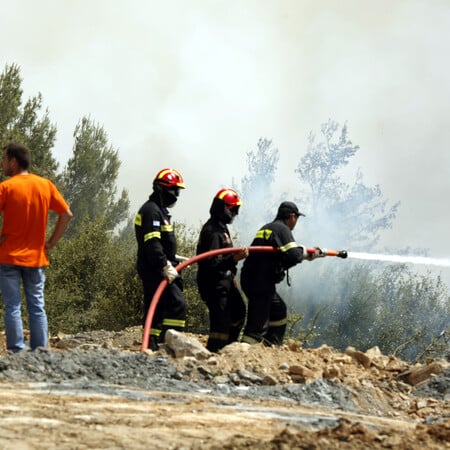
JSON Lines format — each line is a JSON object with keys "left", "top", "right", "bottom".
{"left": 153, "top": 168, "right": 186, "bottom": 189}
{"left": 210, "top": 188, "right": 242, "bottom": 223}
{"left": 215, "top": 188, "right": 242, "bottom": 209}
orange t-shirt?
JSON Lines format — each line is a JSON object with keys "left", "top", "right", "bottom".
{"left": 0, "top": 173, "right": 70, "bottom": 267}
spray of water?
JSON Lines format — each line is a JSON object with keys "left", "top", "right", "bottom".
{"left": 348, "top": 252, "right": 450, "bottom": 268}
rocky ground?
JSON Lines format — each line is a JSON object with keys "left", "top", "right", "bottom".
{"left": 0, "top": 327, "right": 449, "bottom": 449}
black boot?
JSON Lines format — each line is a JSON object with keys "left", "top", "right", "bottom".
{"left": 149, "top": 335, "right": 159, "bottom": 351}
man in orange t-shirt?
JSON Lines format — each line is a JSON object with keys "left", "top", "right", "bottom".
{"left": 0, "top": 142, "right": 73, "bottom": 352}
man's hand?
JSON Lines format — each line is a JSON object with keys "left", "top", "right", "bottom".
{"left": 303, "top": 246, "right": 326, "bottom": 261}
{"left": 233, "top": 246, "right": 249, "bottom": 262}
{"left": 163, "top": 261, "right": 179, "bottom": 283}
{"left": 46, "top": 209, "right": 73, "bottom": 251}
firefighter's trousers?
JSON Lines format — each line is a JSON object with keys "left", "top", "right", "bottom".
{"left": 139, "top": 270, "right": 186, "bottom": 343}
{"left": 199, "top": 279, "right": 246, "bottom": 352}
{"left": 241, "top": 285, "right": 287, "bottom": 346}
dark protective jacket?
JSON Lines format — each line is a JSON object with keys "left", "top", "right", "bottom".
{"left": 196, "top": 217, "right": 237, "bottom": 288}
{"left": 135, "top": 191, "right": 178, "bottom": 275}
{"left": 241, "top": 218, "right": 304, "bottom": 293}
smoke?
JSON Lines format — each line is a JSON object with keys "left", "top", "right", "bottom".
{"left": 2, "top": 0, "right": 450, "bottom": 287}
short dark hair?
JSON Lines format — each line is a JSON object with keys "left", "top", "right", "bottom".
{"left": 3, "top": 142, "right": 31, "bottom": 170}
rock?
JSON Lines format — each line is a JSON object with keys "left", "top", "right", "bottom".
{"left": 385, "top": 357, "right": 408, "bottom": 372}
{"left": 365, "top": 346, "right": 382, "bottom": 357}
{"left": 182, "top": 356, "right": 198, "bottom": 368}
{"left": 262, "top": 374, "right": 278, "bottom": 386}
{"left": 164, "top": 330, "right": 211, "bottom": 360}
{"left": 323, "top": 364, "right": 341, "bottom": 379}
{"left": 237, "top": 369, "right": 263, "bottom": 383}
{"left": 285, "top": 339, "right": 302, "bottom": 352}
{"left": 397, "top": 361, "right": 443, "bottom": 386}
{"left": 219, "top": 342, "right": 251, "bottom": 354}
{"left": 289, "top": 365, "right": 316, "bottom": 377}
{"left": 345, "top": 346, "right": 372, "bottom": 368}
{"left": 214, "top": 375, "right": 229, "bottom": 384}
{"left": 197, "top": 365, "right": 214, "bottom": 379}
{"left": 288, "top": 364, "right": 321, "bottom": 383}
{"left": 206, "top": 356, "right": 220, "bottom": 366}
{"left": 317, "top": 344, "right": 335, "bottom": 358}
{"left": 229, "top": 372, "right": 240, "bottom": 385}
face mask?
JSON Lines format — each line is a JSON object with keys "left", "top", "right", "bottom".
{"left": 224, "top": 205, "right": 239, "bottom": 224}
{"left": 219, "top": 207, "right": 232, "bottom": 224}
{"left": 161, "top": 187, "right": 179, "bottom": 207}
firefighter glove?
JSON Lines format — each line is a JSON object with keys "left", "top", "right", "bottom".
{"left": 175, "top": 254, "right": 190, "bottom": 262}
{"left": 163, "top": 261, "right": 179, "bottom": 283}
{"left": 304, "top": 246, "right": 326, "bottom": 261}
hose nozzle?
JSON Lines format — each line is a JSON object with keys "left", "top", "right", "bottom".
{"left": 323, "top": 249, "right": 348, "bottom": 258}
{"left": 305, "top": 248, "right": 348, "bottom": 259}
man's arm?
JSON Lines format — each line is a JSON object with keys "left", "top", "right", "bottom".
{"left": 45, "top": 209, "right": 73, "bottom": 250}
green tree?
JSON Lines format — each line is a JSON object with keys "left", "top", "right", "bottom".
{"left": 0, "top": 65, "right": 145, "bottom": 338}
{"left": 0, "top": 63, "right": 58, "bottom": 180}
{"left": 61, "top": 116, "right": 130, "bottom": 237}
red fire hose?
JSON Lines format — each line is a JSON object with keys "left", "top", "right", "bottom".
{"left": 140, "top": 246, "right": 347, "bottom": 351}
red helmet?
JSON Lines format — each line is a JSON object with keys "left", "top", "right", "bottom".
{"left": 153, "top": 168, "right": 186, "bottom": 189}
{"left": 215, "top": 188, "right": 242, "bottom": 209}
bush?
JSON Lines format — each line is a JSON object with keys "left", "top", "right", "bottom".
{"left": 291, "top": 260, "right": 450, "bottom": 361}
{"left": 45, "top": 216, "right": 142, "bottom": 334}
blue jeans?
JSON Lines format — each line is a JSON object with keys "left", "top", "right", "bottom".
{"left": 0, "top": 264, "right": 47, "bottom": 352}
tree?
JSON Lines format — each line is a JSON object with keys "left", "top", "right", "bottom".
{"left": 0, "top": 64, "right": 58, "bottom": 180}
{"left": 235, "top": 138, "right": 280, "bottom": 244}
{"left": 0, "top": 65, "right": 149, "bottom": 337}
{"left": 270, "top": 119, "right": 449, "bottom": 361}
{"left": 295, "top": 119, "right": 399, "bottom": 250}
{"left": 62, "top": 116, "right": 130, "bottom": 236}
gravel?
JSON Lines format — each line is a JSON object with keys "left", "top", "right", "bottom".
{"left": 0, "top": 343, "right": 448, "bottom": 413}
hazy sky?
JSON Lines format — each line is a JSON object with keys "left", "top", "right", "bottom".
{"left": 2, "top": 1, "right": 450, "bottom": 280}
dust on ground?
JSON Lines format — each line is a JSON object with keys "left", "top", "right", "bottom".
{"left": 0, "top": 327, "right": 449, "bottom": 449}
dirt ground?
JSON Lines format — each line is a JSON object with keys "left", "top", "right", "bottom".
{"left": 0, "top": 327, "right": 449, "bottom": 449}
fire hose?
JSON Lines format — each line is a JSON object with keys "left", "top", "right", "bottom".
{"left": 141, "top": 246, "right": 347, "bottom": 351}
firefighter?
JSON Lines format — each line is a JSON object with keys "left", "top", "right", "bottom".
{"left": 135, "top": 168, "right": 186, "bottom": 351}
{"left": 196, "top": 188, "right": 248, "bottom": 352}
{"left": 240, "top": 201, "right": 324, "bottom": 346}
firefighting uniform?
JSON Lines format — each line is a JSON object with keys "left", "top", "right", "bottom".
{"left": 240, "top": 218, "right": 304, "bottom": 345}
{"left": 196, "top": 217, "right": 246, "bottom": 352}
{"left": 135, "top": 191, "right": 186, "bottom": 342}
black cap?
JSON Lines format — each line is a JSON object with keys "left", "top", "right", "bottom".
{"left": 276, "top": 201, "right": 306, "bottom": 219}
